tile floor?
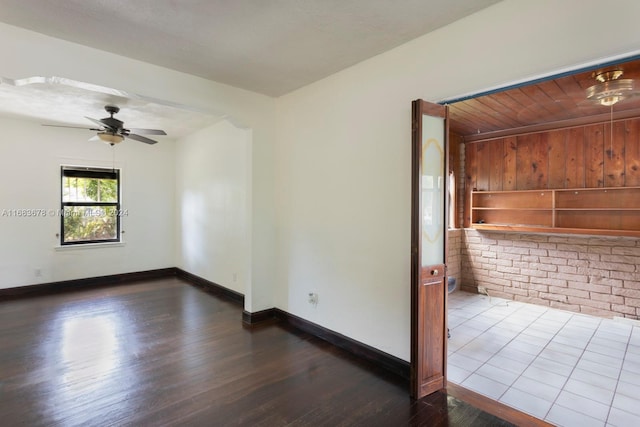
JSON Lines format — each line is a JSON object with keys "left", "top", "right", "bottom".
{"left": 448, "top": 291, "right": 640, "bottom": 427}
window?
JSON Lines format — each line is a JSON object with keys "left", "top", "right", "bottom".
{"left": 61, "top": 166, "right": 121, "bottom": 245}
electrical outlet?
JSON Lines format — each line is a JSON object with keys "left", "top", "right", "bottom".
{"left": 478, "top": 286, "right": 488, "bottom": 295}
{"left": 34, "top": 268, "right": 42, "bottom": 277}
{"left": 233, "top": 273, "right": 238, "bottom": 282}
{"left": 308, "top": 293, "right": 318, "bottom": 305}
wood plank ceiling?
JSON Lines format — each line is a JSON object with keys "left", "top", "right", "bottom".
{"left": 449, "top": 57, "right": 640, "bottom": 142}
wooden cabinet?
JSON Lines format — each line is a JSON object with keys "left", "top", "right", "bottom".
{"left": 471, "top": 187, "right": 640, "bottom": 237}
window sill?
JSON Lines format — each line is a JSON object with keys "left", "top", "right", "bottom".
{"left": 54, "top": 241, "right": 125, "bottom": 251}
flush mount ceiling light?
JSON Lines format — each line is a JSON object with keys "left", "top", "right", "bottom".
{"left": 585, "top": 69, "right": 637, "bottom": 106}
{"left": 97, "top": 131, "right": 124, "bottom": 145}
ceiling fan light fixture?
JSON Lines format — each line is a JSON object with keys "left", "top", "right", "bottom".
{"left": 97, "top": 132, "right": 124, "bottom": 145}
{"left": 598, "top": 95, "right": 623, "bottom": 107}
{"left": 586, "top": 68, "right": 636, "bottom": 106}
{"left": 594, "top": 69, "right": 624, "bottom": 83}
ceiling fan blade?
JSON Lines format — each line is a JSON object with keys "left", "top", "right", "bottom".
{"left": 85, "top": 116, "right": 108, "bottom": 129}
{"left": 42, "top": 124, "right": 97, "bottom": 130}
{"left": 126, "top": 133, "right": 158, "bottom": 145}
{"left": 127, "top": 128, "right": 167, "bottom": 135}
{"left": 45, "top": 106, "right": 162, "bottom": 146}
{"left": 88, "top": 135, "right": 100, "bottom": 142}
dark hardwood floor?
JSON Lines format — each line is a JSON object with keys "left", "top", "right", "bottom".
{"left": 0, "top": 278, "right": 542, "bottom": 426}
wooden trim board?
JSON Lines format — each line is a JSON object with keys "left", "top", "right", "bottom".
{"left": 175, "top": 268, "right": 244, "bottom": 306}
{"left": 447, "top": 382, "right": 553, "bottom": 427}
{"left": 274, "top": 308, "right": 411, "bottom": 381}
{"left": 242, "top": 308, "right": 277, "bottom": 325}
{"left": 0, "top": 268, "right": 176, "bottom": 298}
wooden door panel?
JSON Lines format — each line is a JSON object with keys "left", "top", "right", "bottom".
{"left": 411, "top": 99, "right": 448, "bottom": 400}
{"left": 417, "top": 263, "right": 446, "bottom": 396}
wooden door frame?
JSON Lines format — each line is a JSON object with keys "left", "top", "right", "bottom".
{"left": 410, "top": 99, "right": 449, "bottom": 399}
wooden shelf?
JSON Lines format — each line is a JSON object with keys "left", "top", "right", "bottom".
{"left": 471, "top": 187, "right": 640, "bottom": 237}
{"left": 474, "top": 208, "right": 552, "bottom": 211}
{"left": 555, "top": 208, "right": 640, "bottom": 211}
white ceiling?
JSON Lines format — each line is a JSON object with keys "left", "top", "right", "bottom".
{"left": 0, "top": 0, "right": 500, "bottom": 137}
{"left": 0, "top": 76, "right": 225, "bottom": 138}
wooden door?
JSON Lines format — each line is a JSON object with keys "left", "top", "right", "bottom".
{"left": 411, "top": 99, "right": 448, "bottom": 399}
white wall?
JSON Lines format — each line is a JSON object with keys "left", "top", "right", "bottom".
{"left": 0, "top": 116, "right": 176, "bottom": 288}
{"left": 176, "top": 120, "right": 251, "bottom": 296}
{"left": 6, "top": 0, "right": 640, "bottom": 362}
{"left": 275, "top": 0, "right": 640, "bottom": 361}
{"left": 0, "top": 22, "right": 276, "bottom": 311}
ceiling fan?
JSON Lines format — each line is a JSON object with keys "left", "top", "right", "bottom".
{"left": 43, "top": 105, "right": 166, "bottom": 145}
{"left": 585, "top": 68, "right": 640, "bottom": 107}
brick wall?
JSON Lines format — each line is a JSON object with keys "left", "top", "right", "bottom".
{"left": 447, "top": 229, "right": 462, "bottom": 287}
{"left": 460, "top": 229, "right": 640, "bottom": 319}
